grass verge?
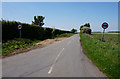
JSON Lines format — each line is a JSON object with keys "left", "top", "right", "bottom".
{"left": 2, "top": 33, "right": 74, "bottom": 57}
{"left": 80, "top": 33, "right": 119, "bottom": 78}
{"left": 55, "top": 33, "right": 74, "bottom": 38}
{"left": 2, "top": 38, "right": 40, "bottom": 56}
{"left": 0, "top": 42, "right": 1, "bottom": 56}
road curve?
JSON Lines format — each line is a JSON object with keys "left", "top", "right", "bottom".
{"left": 2, "top": 34, "right": 106, "bottom": 77}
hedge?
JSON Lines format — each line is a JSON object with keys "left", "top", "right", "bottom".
{"left": 2, "top": 20, "right": 71, "bottom": 42}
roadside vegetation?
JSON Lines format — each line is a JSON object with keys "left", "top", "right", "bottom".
{"left": 55, "top": 33, "right": 74, "bottom": 38}
{"left": 2, "top": 38, "right": 40, "bottom": 56}
{"left": 2, "top": 16, "right": 76, "bottom": 57}
{"left": 80, "top": 33, "right": 119, "bottom": 78}
{"left": 0, "top": 42, "right": 1, "bottom": 56}
{"left": 2, "top": 20, "right": 71, "bottom": 42}
{"left": 2, "top": 33, "right": 74, "bottom": 57}
{"left": 80, "top": 23, "right": 91, "bottom": 34}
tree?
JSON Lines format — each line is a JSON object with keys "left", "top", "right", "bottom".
{"left": 87, "top": 23, "right": 90, "bottom": 27}
{"left": 81, "top": 27, "right": 91, "bottom": 34}
{"left": 84, "top": 23, "right": 90, "bottom": 27}
{"left": 80, "top": 23, "right": 91, "bottom": 34}
{"left": 32, "top": 16, "right": 45, "bottom": 27}
{"left": 71, "top": 28, "right": 77, "bottom": 33}
{"left": 80, "top": 25, "right": 84, "bottom": 30}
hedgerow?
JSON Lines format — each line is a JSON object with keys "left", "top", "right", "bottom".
{"left": 2, "top": 20, "right": 71, "bottom": 42}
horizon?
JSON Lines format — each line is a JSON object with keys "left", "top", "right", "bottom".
{"left": 2, "top": 2, "right": 118, "bottom": 32}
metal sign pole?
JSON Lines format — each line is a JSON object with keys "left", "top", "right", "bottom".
{"left": 20, "top": 30, "right": 21, "bottom": 38}
{"left": 101, "top": 29, "right": 105, "bottom": 43}
{"left": 18, "top": 24, "right": 22, "bottom": 38}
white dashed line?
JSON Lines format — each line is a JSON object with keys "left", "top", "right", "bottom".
{"left": 48, "top": 66, "right": 53, "bottom": 74}
{"left": 48, "top": 48, "right": 64, "bottom": 74}
{"left": 48, "top": 40, "right": 71, "bottom": 74}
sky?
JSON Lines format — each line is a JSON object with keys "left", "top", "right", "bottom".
{"left": 1, "top": 0, "right": 120, "bottom": 2}
{"left": 2, "top": 2, "right": 119, "bottom": 32}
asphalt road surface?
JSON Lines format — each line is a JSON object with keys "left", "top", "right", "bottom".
{"left": 2, "top": 34, "right": 106, "bottom": 77}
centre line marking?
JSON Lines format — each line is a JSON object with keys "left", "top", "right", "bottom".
{"left": 48, "top": 40, "right": 71, "bottom": 74}
{"left": 48, "top": 48, "right": 64, "bottom": 74}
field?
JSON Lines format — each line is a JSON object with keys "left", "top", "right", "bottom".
{"left": 80, "top": 33, "right": 120, "bottom": 78}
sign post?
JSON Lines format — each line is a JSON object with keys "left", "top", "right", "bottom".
{"left": 101, "top": 22, "right": 108, "bottom": 42}
{"left": 20, "top": 30, "right": 21, "bottom": 38}
{"left": 18, "top": 25, "right": 22, "bottom": 38}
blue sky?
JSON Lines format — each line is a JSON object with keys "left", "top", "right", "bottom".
{"left": 2, "top": 2, "right": 118, "bottom": 32}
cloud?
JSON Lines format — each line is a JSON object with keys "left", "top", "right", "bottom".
{"left": 42, "top": 25, "right": 53, "bottom": 28}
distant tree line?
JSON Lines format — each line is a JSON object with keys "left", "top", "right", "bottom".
{"left": 108, "top": 31, "right": 120, "bottom": 33}
{"left": 71, "top": 28, "right": 77, "bottom": 33}
{"left": 92, "top": 31, "right": 101, "bottom": 33}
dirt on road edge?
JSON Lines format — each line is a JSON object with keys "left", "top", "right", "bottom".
{"left": 2, "top": 37, "right": 68, "bottom": 58}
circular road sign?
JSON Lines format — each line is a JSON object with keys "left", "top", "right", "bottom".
{"left": 102, "top": 22, "right": 108, "bottom": 29}
{"left": 18, "top": 25, "right": 22, "bottom": 30}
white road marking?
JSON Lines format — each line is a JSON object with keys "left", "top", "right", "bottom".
{"left": 48, "top": 40, "right": 71, "bottom": 74}
{"left": 48, "top": 66, "right": 53, "bottom": 74}
{"left": 48, "top": 48, "right": 64, "bottom": 74}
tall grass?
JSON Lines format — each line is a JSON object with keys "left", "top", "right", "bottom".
{"left": 80, "top": 34, "right": 119, "bottom": 78}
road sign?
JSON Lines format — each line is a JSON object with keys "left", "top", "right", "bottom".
{"left": 18, "top": 25, "right": 22, "bottom": 30}
{"left": 102, "top": 22, "right": 108, "bottom": 29}
{"left": 18, "top": 25, "right": 22, "bottom": 38}
{"left": 101, "top": 22, "right": 108, "bottom": 43}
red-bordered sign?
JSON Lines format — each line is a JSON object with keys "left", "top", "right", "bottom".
{"left": 18, "top": 25, "right": 22, "bottom": 30}
{"left": 102, "top": 22, "right": 108, "bottom": 29}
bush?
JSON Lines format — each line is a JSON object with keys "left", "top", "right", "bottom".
{"left": 22, "top": 24, "right": 45, "bottom": 40}
{"left": 80, "top": 23, "right": 92, "bottom": 34}
{"left": 81, "top": 27, "right": 91, "bottom": 34}
{"left": 2, "top": 20, "right": 71, "bottom": 42}
{"left": 2, "top": 21, "right": 20, "bottom": 42}
{"left": 2, "top": 38, "right": 34, "bottom": 56}
{"left": 43, "top": 27, "right": 53, "bottom": 39}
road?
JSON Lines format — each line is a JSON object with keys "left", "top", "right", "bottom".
{"left": 2, "top": 34, "right": 106, "bottom": 77}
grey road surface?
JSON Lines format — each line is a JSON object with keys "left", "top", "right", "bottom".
{"left": 2, "top": 34, "right": 106, "bottom": 77}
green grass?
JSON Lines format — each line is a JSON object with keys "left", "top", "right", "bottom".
{"left": 55, "top": 33, "right": 74, "bottom": 38}
{"left": 80, "top": 33, "right": 120, "bottom": 78}
{"left": 0, "top": 42, "right": 1, "bottom": 56}
{"left": 2, "top": 33, "right": 74, "bottom": 56}
{"left": 92, "top": 33, "right": 119, "bottom": 48}
{"left": 2, "top": 38, "right": 40, "bottom": 56}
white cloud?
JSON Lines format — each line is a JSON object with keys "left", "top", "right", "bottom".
{"left": 42, "top": 25, "right": 53, "bottom": 28}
